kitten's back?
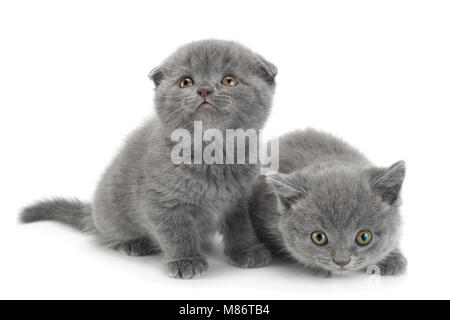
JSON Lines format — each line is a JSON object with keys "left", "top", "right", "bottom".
{"left": 276, "top": 129, "right": 369, "bottom": 173}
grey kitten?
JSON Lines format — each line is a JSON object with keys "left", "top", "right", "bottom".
{"left": 21, "top": 40, "right": 277, "bottom": 279}
{"left": 249, "top": 129, "right": 407, "bottom": 277}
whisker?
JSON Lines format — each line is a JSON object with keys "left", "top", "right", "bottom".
{"left": 215, "top": 97, "right": 232, "bottom": 105}
{"left": 214, "top": 94, "right": 232, "bottom": 104}
{"left": 162, "top": 104, "right": 189, "bottom": 119}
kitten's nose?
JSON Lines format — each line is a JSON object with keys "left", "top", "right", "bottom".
{"left": 333, "top": 258, "right": 351, "bottom": 267}
{"left": 197, "top": 86, "right": 212, "bottom": 98}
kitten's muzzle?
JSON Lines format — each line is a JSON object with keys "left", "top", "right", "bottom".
{"left": 196, "top": 86, "right": 219, "bottom": 111}
{"left": 333, "top": 249, "right": 351, "bottom": 267}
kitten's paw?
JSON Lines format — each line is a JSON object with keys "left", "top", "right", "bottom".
{"left": 226, "top": 245, "right": 272, "bottom": 268}
{"left": 303, "top": 265, "right": 332, "bottom": 278}
{"left": 377, "top": 252, "right": 407, "bottom": 276}
{"left": 116, "top": 238, "right": 161, "bottom": 256}
{"left": 167, "top": 256, "right": 209, "bottom": 279}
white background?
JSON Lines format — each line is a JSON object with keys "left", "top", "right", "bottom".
{"left": 1, "top": 0, "right": 449, "bottom": 300}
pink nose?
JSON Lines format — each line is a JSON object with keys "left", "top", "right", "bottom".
{"left": 197, "top": 86, "right": 212, "bottom": 98}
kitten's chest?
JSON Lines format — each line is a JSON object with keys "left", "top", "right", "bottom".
{"left": 166, "top": 164, "right": 258, "bottom": 209}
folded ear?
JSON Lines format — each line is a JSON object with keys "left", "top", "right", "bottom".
{"left": 266, "top": 173, "right": 306, "bottom": 210}
{"left": 254, "top": 54, "right": 278, "bottom": 85}
{"left": 369, "top": 161, "right": 406, "bottom": 205}
{"left": 148, "top": 65, "right": 165, "bottom": 87}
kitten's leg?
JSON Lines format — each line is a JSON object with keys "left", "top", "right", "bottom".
{"left": 222, "top": 199, "right": 272, "bottom": 268}
{"left": 374, "top": 249, "right": 407, "bottom": 276}
{"left": 151, "top": 206, "right": 208, "bottom": 279}
{"left": 114, "top": 237, "right": 161, "bottom": 257}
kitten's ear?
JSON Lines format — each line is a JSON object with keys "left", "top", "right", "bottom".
{"left": 266, "top": 173, "right": 307, "bottom": 210}
{"left": 148, "top": 65, "right": 165, "bottom": 87}
{"left": 369, "top": 161, "right": 406, "bottom": 205}
{"left": 254, "top": 54, "right": 278, "bottom": 85}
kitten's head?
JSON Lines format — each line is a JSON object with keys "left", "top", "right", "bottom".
{"left": 267, "top": 161, "right": 406, "bottom": 275}
{"left": 149, "top": 40, "right": 277, "bottom": 132}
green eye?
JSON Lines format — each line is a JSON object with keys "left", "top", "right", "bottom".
{"left": 311, "top": 231, "right": 327, "bottom": 246}
{"left": 355, "top": 230, "right": 372, "bottom": 245}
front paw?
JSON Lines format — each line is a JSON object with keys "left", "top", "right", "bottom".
{"left": 303, "top": 265, "right": 332, "bottom": 278}
{"left": 226, "top": 245, "right": 272, "bottom": 268}
{"left": 167, "top": 256, "right": 209, "bottom": 279}
{"left": 376, "top": 252, "right": 407, "bottom": 276}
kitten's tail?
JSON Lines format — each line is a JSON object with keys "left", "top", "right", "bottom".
{"left": 20, "top": 198, "right": 96, "bottom": 233}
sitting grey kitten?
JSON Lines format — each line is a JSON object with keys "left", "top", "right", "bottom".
{"left": 249, "top": 129, "right": 407, "bottom": 277}
{"left": 21, "top": 40, "right": 277, "bottom": 279}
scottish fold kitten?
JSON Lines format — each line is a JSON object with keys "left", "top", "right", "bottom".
{"left": 21, "top": 40, "right": 277, "bottom": 278}
{"left": 249, "top": 129, "right": 407, "bottom": 277}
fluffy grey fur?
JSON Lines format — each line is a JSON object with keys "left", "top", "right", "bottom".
{"left": 249, "top": 129, "right": 407, "bottom": 277}
{"left": 21, "top": 40, "right": 277, "bottom": 279}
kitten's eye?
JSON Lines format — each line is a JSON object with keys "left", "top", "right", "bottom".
{"left": 311, "top": 231, "right": 327, "bottom": 246}
{"left": 221, "top": 75, "right": 238, "bottom": 87}
{"left": 179, "top": 77, "right": 194, "bottom": 88}
{"left": 355, "top": 230, "right": 372, "bottom": 246}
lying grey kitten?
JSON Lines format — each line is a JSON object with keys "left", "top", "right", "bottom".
{"left": 249, "top": 129, "right": 407, "bottom": 277}
{"left": 21, "top": 40, "right": 277, "bottom": 279}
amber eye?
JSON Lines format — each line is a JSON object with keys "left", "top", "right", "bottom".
{"left": 355, "top": 230, "right": 372, "bottom": 246}
{"left": 311, "top": 231, "right": 327, "bottom": 246}
{"left": 221, "top": 75, "right": 238, "bottom": 87}
{"left": 179, "top": 77, "right": 194, "bottom": 88}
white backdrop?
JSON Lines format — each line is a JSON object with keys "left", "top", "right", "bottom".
{"left": 1, "top": 0, "right": 449, "bottom": 299}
